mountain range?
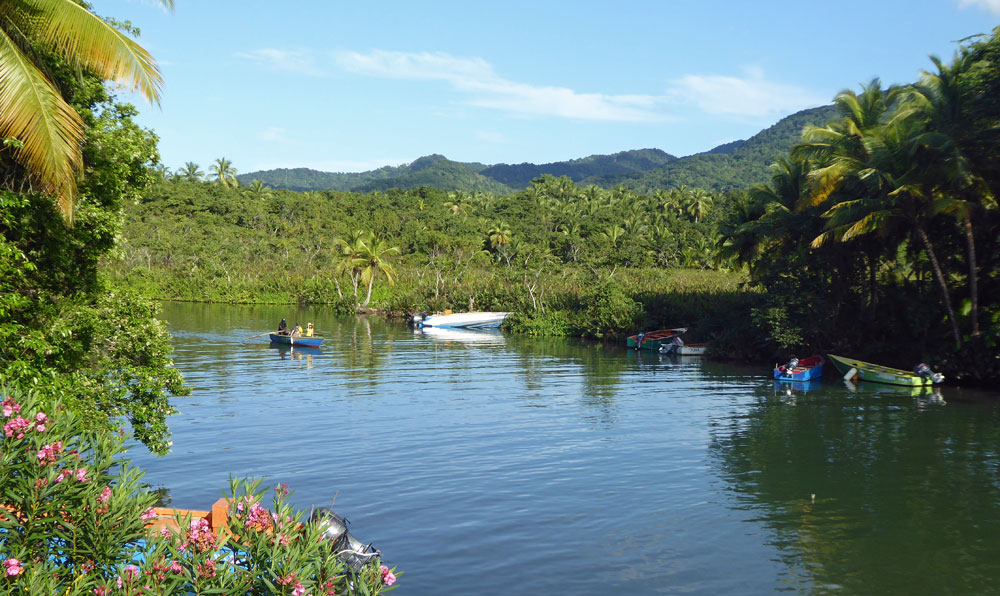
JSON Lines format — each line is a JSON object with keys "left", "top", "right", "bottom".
{"left": 237, "top": 105, "right": 839, "bottom": 194}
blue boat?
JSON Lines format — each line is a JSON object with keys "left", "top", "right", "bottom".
{"left": 268, "top": 333, "right": 323, "bottom": 348}
{"left": 773, "top": 355, "right": 824, "bottom": 381}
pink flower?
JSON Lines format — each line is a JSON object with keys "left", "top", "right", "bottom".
{"left": 56, "top": 470, "right": 68, "bottom": 483}
{"left": 160, "top": 528, "right": 171, "bottom": 537}
{"left": 3, "top": 416, "right": 30, "bottom": 439}
{"left": 93, "top": 586, "right": 110, "bottom": 596}
{"left": 275, "top": 482, "right": 290, "bottom": 495}
{"left": 291, "top": 582, "right": 306, "bottom": 596}
{"left": 74, "top": 468, "right": 88, "bottom": 483}
{"left": 380, "top": 565, "right": 396, "bottom": 586}
{"left": 98, "top": 485, "right": 112, "bottom": 503}
{"left": 1, "top": 397, "right": 20, "bottom": 418}
{"left": 4, "top": 559, "right": 23, "bottom": 576}
{"left": 169, "top": 561, "right": 183, "bottom": 574}
{"left": 140, "top": 507, "right": 157, "bottom": 520}
{"left": 34, "top": 412, "right": 48, "bottom": 431}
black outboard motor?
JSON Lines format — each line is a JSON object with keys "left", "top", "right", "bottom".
{"left": 914, "top": 362, "right": 945, "bottom": 384}
{"left": 311, "top": 508, "right": 381, "bottom": 573}
{"left": 784, "top": 357, "right": 799, "bottom": 373}
{"left": 634, "top": 332, "right": 645, "bottom": 351}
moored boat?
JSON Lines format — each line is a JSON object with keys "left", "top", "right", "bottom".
{"left": 269, "top": 333, "right": 323, "bottom": 348}
{"left": 414, "top": 311, "right": 510, "bottom": 329}
{"left": 828, "top": 354, "right": 944, "bottom": 386}
{"left": 773, "top": 355, "right": 825, "bottom": 381}
{"left": 627, "top": 328, "right": 688, "bottom": 351}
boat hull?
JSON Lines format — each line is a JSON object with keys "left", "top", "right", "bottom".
{"left": 774, "top": 355, "right": 825, "bottom": 381}
{"left": 269, "top": 333, "right": 323, "bottom": 348}
{"left": 828, "top": 354, "right": 940, "bottom": 386}
{"left": 627, "top": 328, "right": 688, "bottom": 351}
{"left": 418, "top": 312, "right": 509, "bottom": 329}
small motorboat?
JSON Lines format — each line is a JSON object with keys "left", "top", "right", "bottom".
{"left": 659, "top": 339, "right": 709, "bottom": 356}
{"left": 774, "top": 355, "right": 825, "bottom": 381}
{"left": 828, "top": 354, "right": 944, "bottom": 386}
{"left": 627, "top": 328, "right": 688, "bottom": 351}
{"left": 412, "top": 311, "right": 510, "bottom": 329}
{"left": 268, "top": 333, "right": 323, "bottom": 348}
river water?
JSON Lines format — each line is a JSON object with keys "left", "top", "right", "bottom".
{"left": 131, "top": 302, "right": 1000, "bottom": 595}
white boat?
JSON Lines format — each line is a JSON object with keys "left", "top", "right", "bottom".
{"left": 414, "top": 311, "right": 510, "bottom": 329}
{"left": 658, "top": 340, "right": 709, "bottom": 356}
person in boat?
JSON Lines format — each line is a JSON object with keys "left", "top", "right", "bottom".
{"left": 291, "top": 323, "right": 303, "bottom": 338}
{"left": 305, "top": 322, "right": 315, "bottom": 337}
{"left": 277, "top": 318, "right": 288, "bottom": 334}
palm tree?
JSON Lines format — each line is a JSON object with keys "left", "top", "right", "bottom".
{"left": 0, "top": 0, "right": 171, "bottom": 222}
{"left": 443, "top": 193, "right": 473, "bottom": 216}
{"left": 901, "top": 53, "right": 984, "bottom": 336}
{"left": 487, "top": 221, "right": 512, "bottom": 249}
{"left": 358, "top": 236, "right": 401, "bottom": 308}
{"left": 246, "top": 180, "right": 272, "bottom": 200}
{"left": 685, "top": 189, "right": 714, "bottom": 222}
{"left": 334, "top": 230, "right": 367, "bottom": 303}
{"left": 804, "top": 87, "right": 964, "bottom": 345}
{"left": 177, "top": 162, "right": 204, "bottom": 182}
{"left": 210, "top": 157, "right": 237, "bottom": 188}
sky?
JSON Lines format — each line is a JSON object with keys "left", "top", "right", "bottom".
{"left": 91, "top": 0, "right": 1000, "bottom": 175}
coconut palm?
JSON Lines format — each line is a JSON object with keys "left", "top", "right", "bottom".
{"left": 487, "top": 221, "right": 512, "bottom": 249}
{"left": 177, "top": 162, "right": 203, "bottom": 182}
{"left": 807, "top": 98, "right": 964, "bottom": 345}
{"left": 901, "top": 53, "right": 986, "bottom": 336}
{"left": 358, "top": 235, "right": 401, "bottom": 308}
{"left": 334, "top": 230, "right": 367, "bottom": 303}
{"left": 245, "top": 180, "right": 272, "bottom": 200}
{"left": 210, "top": 157, "right": 237, "bottom": 188}
{"left": 0, "top": 0, "right": 171, "bottom": 222}
{"left": 685, "top": 189, "right": 714, "bottom": 222}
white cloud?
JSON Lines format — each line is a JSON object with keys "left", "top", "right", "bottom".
{"left": 334, "top": 50, "right": 672, "bottom": 122}
{"left": 235, "top": 49, "right": 325, "bottom": 76}
{"left": 667, "top": 67, "right": 829, "bottom": 118}
{"left": 958, "top": 0, "right": 1000, "bottom": 14}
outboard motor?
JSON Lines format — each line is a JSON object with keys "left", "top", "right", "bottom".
{"left": 783, "top": 357, "right": 799, "bottom": 375}
{"left": 659, "top": 335, "right": 683, "bottom": 355}
{"left": 311, "top": 508, "right": 381, "bottom": 573}
{"left": 634, "top": 332, "right": 645, "bottom": 351}
{"left": 407, "top": 312, "right": 426, "bottom": 327}
{"left": 914, "top": 362, "right": 945, "bottom": 384}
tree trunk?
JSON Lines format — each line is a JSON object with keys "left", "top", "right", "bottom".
{"left": 915, "top": 225, "right": 961, "bottom": 347}
{"left": 362, "top": 274, "right": 375, "bottom": 308}
{"left": 963, "top": 212, "right": 980, "bottom": 336}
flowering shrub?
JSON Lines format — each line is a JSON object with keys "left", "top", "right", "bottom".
{"left": 0, "top": 389, "right": 399, "bottom": 595}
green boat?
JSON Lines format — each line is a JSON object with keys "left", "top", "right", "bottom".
{"left": 828, "top": 354, "right": 944, "bottom": 386}
{"left": 626, "top": 328, "right": 687, "bottom": 351}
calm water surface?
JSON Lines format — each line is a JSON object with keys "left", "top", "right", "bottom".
{"left": 131, "top": 302, "right": 1000, "bottom": 595}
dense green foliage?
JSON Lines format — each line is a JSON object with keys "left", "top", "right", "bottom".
{"left": 721, "top": 28, "right": 1000, "bottom": 382}
{"left": 0, "top": 21, "right": 186, "bottom": 454}
{"left": 107, "top": 173, "right": 761, "bottom": 351}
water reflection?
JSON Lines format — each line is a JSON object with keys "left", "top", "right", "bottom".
{"left": 144, "top": 302, "right": 1000, "bottom": 595}
{"left": 712, "top": 381, "right": 1000, "bottom": 594}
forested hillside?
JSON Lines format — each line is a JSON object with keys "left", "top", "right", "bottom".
{"left": 479, "top": 149, "right": 675, "bottom": 188}
{"left": 590, "top": 105, "right": 840, "bottom": 191}
{"left": 235, "top": 107, "right": 837, "bottom": 194}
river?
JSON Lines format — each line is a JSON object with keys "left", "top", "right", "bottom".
{"left": 129, "top": 302, "right": 1000, "bottom": 595}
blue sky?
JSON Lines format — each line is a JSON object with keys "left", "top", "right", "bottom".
{"left": 92, "top": 0, "right": 999, "bottom": 175}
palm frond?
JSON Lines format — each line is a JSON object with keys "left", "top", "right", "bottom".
{"left": 0, "top": 27, "right": 83, "bottom": 219}
{"left": 28, "top": 0, "right": 163, "bottom": 104}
